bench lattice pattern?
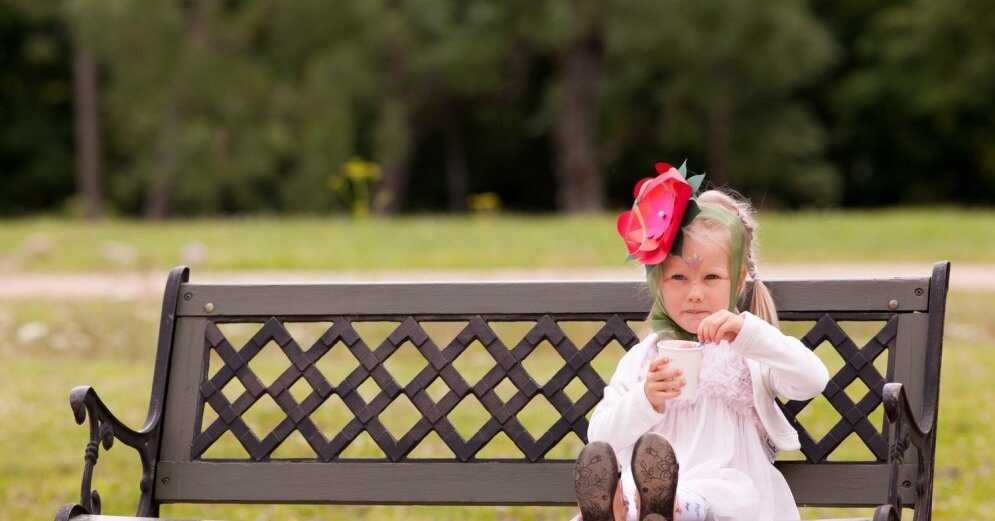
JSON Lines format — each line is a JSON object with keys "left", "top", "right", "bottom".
{"left": 193, "top": 315, "right": 640, "bottom": 462}
{"left": 192, "top": 314, "right": 895, "bottom": 463}
{"left": 790, "top": 315, "right": 896, "bottom": 462}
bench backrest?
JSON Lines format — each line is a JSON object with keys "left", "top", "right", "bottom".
{"left": 149, "top": 263, "right": 948, "bottom": 509}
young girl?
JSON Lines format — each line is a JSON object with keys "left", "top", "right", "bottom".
{"left": 573, "top": 163, "right": 830, "bottom": 521}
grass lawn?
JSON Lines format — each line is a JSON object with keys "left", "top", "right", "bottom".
{"left": 1, "top": 208, "right": 994, "bottom": 272}
{"left": 2, "top": 291, "right": 993, "bottom": 520}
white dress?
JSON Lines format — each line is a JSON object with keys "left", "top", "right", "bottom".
{"left": 581, "top": 313, "right": 829, "bottom": 521}
{"left": 619, "top": 341, "right": 800, "bottom": 521}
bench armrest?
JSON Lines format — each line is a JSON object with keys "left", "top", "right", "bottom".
{"left": 55, "top": 386, "right": 160, "bottom": 521}
{"left": 871, "top": 382, "right": 936, "bottom": 521}
{"left": 56, "top": 266, "right": 189, "bottom": 521}
{"left": 873, "top": 504, "right": 901, "bottom": 521}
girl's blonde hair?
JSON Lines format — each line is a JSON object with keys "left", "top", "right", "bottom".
{"left": 695, "top": 189, "right": 780, "bottom": 329}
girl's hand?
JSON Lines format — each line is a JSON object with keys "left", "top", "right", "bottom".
{"left": 697, "top": 309, "right": 745, "bottom": 344}
{"left": 644, "top": 356, "right": 685, "bottom": 412}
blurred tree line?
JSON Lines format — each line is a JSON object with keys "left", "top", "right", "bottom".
{"left": 1, "top": 0, "right": 992, "bottom": 218}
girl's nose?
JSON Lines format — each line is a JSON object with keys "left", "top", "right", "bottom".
{"left": 687, "top": 284, "right": 704, "bottom": 302}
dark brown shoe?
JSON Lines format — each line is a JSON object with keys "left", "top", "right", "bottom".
{"left": 574, "top": 441, "right": 620, "bottom": 521}
{"left": 631, "top": 432, "right": 679, "bottom": 521}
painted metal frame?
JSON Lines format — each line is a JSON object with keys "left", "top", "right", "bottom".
{"left": 55, "top": 267, "right": 188, "bottom": 520}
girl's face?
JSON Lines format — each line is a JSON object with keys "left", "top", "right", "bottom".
{"left": 659, "top": 233, "right": 733, "bottom": 334}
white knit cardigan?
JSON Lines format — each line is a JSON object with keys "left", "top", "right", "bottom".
{"left": 588, "top": 312, "right": 830, "bottom": 454}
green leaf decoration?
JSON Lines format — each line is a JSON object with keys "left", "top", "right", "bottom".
{"left": 671, "top": 229, "right": 686, "bottom": 258}
{"left": 687, "top": 173, "right": 705, "bottom": 194}
{"left": 644, "top": 264, "right": 654, "bottom": 275}
{"left": 671, "top": 199, "right": 702, "bottom": 258}
{"left": 625, "top": 253, "right": 635, "bottom": 262}
{"left": 683, "top": 199, "right": 702, "bottom": 223}
{"left": 678, "top": 160, "right": 688, "bottom": 178}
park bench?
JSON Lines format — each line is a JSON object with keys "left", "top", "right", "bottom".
{"left": 55, "top": 262, "right": 949, "bottom": 521}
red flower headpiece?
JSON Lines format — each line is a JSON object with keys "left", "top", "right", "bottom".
{"left": 616, "top": 161, "right": 704, "bottom": 266}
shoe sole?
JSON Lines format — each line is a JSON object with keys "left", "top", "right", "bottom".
{"left": 631, "top": 433, "right": 679, "bottom": 521}
{"left": 574, "top": 441, "right": 619, "bottom": 521}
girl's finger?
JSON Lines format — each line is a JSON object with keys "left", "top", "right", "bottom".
{"left": 707, "top": 313, "right": 731, "bottom": 343}
{"left": 660, "top": 368, "right": 682, "bottom": 380}
{"left": 715, "top": 320, "right": 737, "bottom": 342}
{"left": 649, "top": 379, "right": 681, "bottom": 391}
{"left": 647, "top": 380, "right": 669, "bottom": 391}
{"left": 696, "top": 317, "right": 711, "bottom": 342}
{"left": 698, "top": 313, "right": 722, "bottom": 342}
{"left": 648, "top": 372, "right": 676, "bottom": 386}
{"left": 658, "top": 390, "right": 681, "bottom": 400}
{"left": 646, "top": 368, "right": 667, "bottom": 383}
{"left": 714, "top": 312, "right": 744, "bottom": 342}
{"left": 705, "top": 316, "right": 725, "bottom": 343}
{"left": 649, "top": 378, "right": 685, "bottom": 394}
{"left": 649, "top": 357, "right": 670, "bottom": 372}
{"left": 699, "top": 322, "right": 712, "bottom": 343}
{"left": 647, "top": 362, "right": 674, "bottom": 381}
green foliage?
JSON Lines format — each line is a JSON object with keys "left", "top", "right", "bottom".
{"left": 603, "top": 0, "right": 840, "bottom": 206}
{"left": 0, "top": 1, "right": 73, "bottom": 216}
{"left": 823, "top": 0, "right": 995, "bottom": 205}
{"left": 2, "top": 0, "right": 994, "bottom": 215}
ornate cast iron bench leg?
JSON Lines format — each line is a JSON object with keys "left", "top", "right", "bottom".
{"left": 55, "top": 267, "right": 186, "bottom": 521}
{"left": 54, "top": 386, "right": 162, "bottom": 521}
{"left": 872, "top": 382, "right": 936, "bottom": 521}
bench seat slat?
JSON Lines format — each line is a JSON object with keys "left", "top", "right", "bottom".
{"left": 779, "top": 462, "right": 917, "bottom": 506}
{"left": 157, "top": 461, "right": 576, "bottom": 505}
{"left": 73, "top": 517, "right": 225, "bottom": 521}
{"left": 72, "top": 514, "right": 876, "bottom": 521}
{"left": 155, "top": 461, "right": 917, "bottom": 507}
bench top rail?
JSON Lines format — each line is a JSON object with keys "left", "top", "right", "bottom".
{"left": 175, "top": 278, "right": 931, "bottom": 317}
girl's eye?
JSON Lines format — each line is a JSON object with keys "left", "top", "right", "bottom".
{"left": 705, "top": 274, "right": 720, "bottom": 280}
{"left": 670, "top": 274, "right": 687, "bottom": 281}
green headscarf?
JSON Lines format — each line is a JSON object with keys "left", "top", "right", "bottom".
{"left": 647, "top": 202, "right": 747, "bottom": 340}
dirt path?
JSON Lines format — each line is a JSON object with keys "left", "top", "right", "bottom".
{"left": 0, "top": 262, "right": 989, "bottom": 299}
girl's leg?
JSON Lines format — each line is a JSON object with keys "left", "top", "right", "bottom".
{"left": 574, "top": 441, "right": 621, "bottom": 521}
{"left": 631, "top": 432, "right": 679, "bottom": 521}
{"left": 613, "top": 478, "right": 627, "bottom": 521}
{"left": 569, "top": 482, "right": 626, "bottom": 521}
{"left": 673, "top": 488, "right": 712, "bottom": 521}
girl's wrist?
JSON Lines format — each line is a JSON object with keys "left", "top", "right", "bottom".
{"left": 643, "top": 387, "right": 671, "bottom": 413}
{"left": 638, "top": 385, "right": 667, "bottom": 420}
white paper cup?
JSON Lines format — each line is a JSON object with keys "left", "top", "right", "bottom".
{"left": 656, "top": 340, "right": 704, "bottom": 400}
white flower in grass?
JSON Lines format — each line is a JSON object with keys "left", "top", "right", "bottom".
{"left": 181, "top": 241, "right": 209, "bottom": 265}
{"left": 17, "top": 320, "right": 49, "bottom": 344}
{"left": 22, "top": 232, "right": 55, "bottom": 256}
{"left": 101, "top": 241, "right": 137, "bottom": 266}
